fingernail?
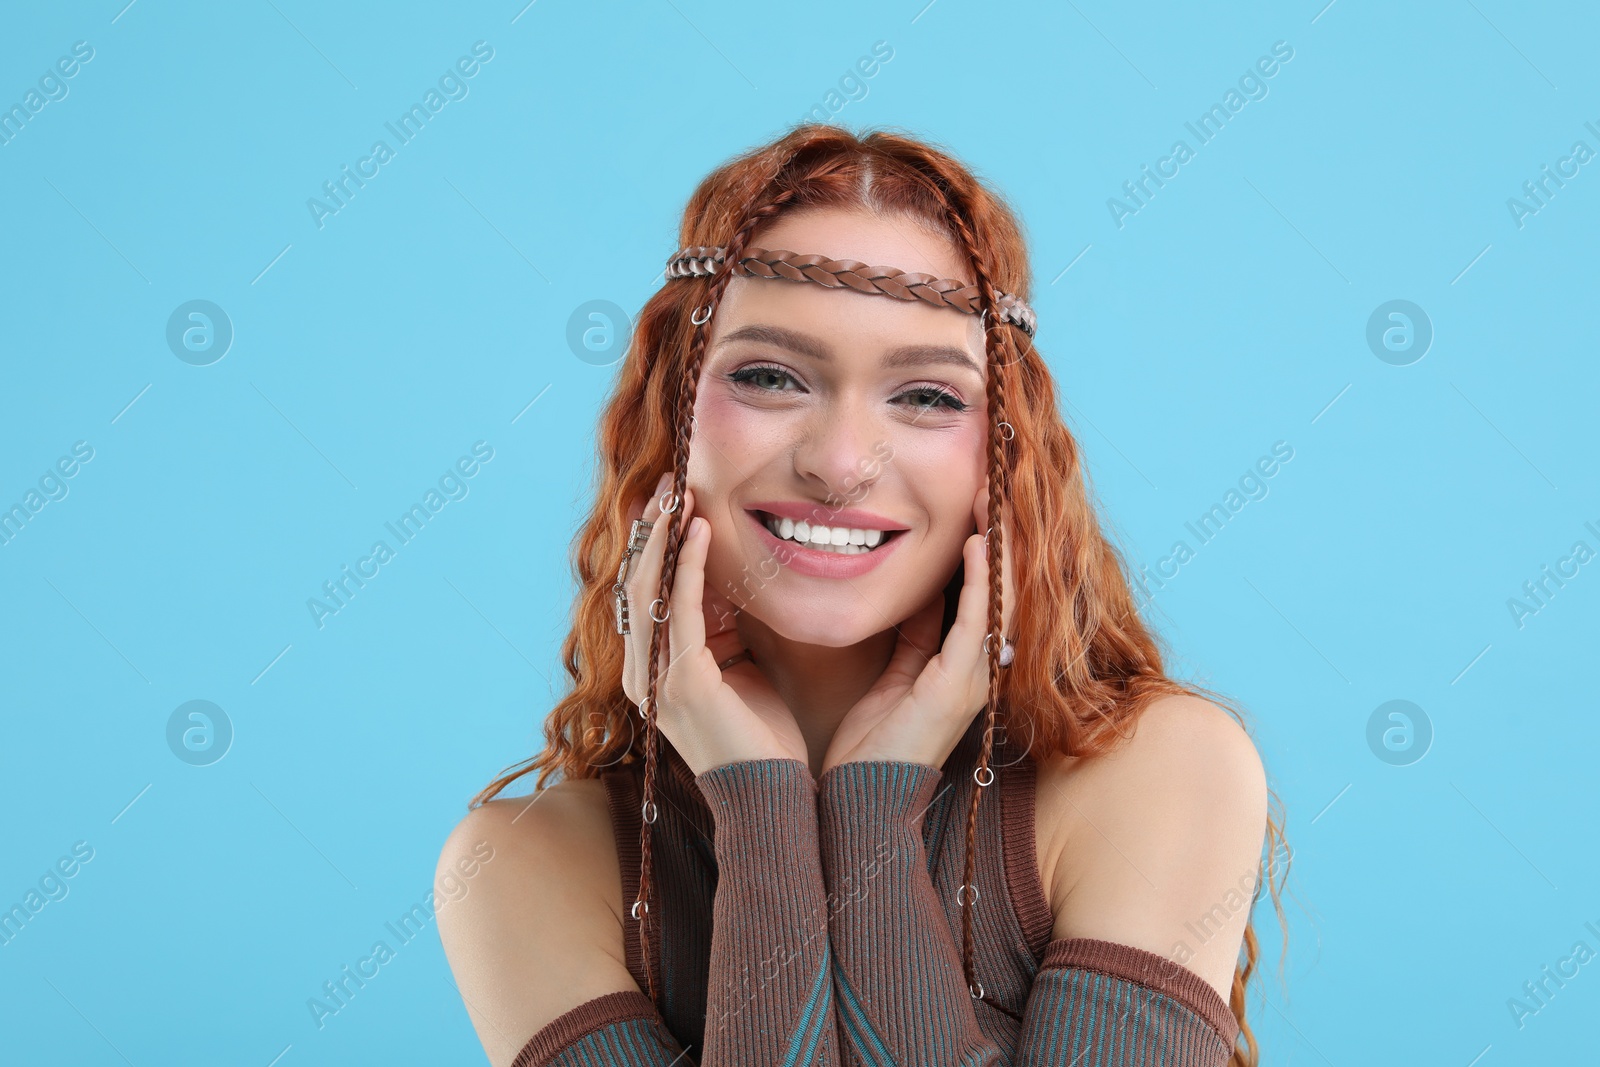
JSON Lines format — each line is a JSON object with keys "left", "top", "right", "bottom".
{"left": 655, "top": 471, "right": 671, "bottom": 496}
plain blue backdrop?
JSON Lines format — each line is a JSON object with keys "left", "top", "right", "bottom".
{"left": 2, "top": 1, "right": 1596, "bottom": 1063}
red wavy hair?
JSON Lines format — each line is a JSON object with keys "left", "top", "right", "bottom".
{"left": 470, "top": 121, "right": 1290, "bottom": 1066}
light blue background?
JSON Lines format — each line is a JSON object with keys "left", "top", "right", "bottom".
{"left": 2, "top": 1, "right": 1595, "bottom": 1063}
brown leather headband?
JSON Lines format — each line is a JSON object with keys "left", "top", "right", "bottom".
{"left": 665, "top": 246, "right": 1038, "bottom": 339}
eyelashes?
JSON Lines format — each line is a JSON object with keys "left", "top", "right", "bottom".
{"left": 726, "top": 364, "right": 969, "bottom": 414}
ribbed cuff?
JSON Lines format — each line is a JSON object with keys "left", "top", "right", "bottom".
{"left": 694, "top": 757, "right": 820, "bottom": 845}
{"left": 1040, "top": 937, "right": 1240, "bottom": 1048}
{"left": 817, "top": 759, "right": 944, "bottom": 841}
{"left": 511, "top": 990, "right": 685, "bottom": 1067}
{"left": 1016, "top": 941, "right": 1239, "bottom": 1066}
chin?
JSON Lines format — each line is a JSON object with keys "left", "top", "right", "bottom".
{"left": 743, "top": 603, "right": 888, "bottom": 649}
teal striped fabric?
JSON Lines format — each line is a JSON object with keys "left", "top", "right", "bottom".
{"left": 832, "top": 961, "right": 895, "bottom": 1067}
{"left": 513, "top": 724, "right": 1240, "bottom": 1066}
{"left": 816, "top": 759, "right": 1238, "bottom": 1067}
{"left": 783, "top": 936, "right": 836, "bottom": 1065}
{"left": 533, "top": 1013, "right": 689, "bottom": 1066}
{"left": 693, "top": 758, "right": 840, "bottom": 1065}
{"left": 515, "top": 953, "right": 1235, "bottom": 1066}
{"left": 818, "top": 758, "right": 1005, "bottom": 1067}
{"left": 1011, "top": 966, "right": 1234, "bottom": 1066}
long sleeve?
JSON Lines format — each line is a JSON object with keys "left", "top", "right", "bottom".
{"left": 511, "top": 758, "right": 840, "bottom": 1067}
{"left": 1012, "top": 937, "right": 1239, "bottom": 1066}
{"left": 814, "top": 758, "right": 1239, "bottom": 1067}
{"left": 816, "top": 758, "right": 1004, "bottom": 1067}
{"left": 695, "top": 758, "right": 840, "bottom": 1064}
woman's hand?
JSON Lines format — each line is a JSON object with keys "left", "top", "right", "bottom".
{"left": 619, "top": 472, "right": 809, "bottom": 776}
{"left": 820, "top": 481, "right": 1017, "bottom": 775}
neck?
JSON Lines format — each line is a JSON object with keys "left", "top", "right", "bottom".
{"left": 735, "top": 611, "right": 898, "bottom": 779}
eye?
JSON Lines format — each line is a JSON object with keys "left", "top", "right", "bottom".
{"left": 726, "top": 364, "right": 968, "bottom": 414}
{"left": 726, "top": 363, "right": 800, "bottom": 394}
{"left": 896, "top": 386, "right": 968, "bottom": 413}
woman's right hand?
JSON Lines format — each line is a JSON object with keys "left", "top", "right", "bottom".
{"left": 619, "top": 472, "right": 809, "bottom": 777}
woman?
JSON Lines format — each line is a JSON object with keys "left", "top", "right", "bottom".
{"left": 438, "top": 123, "right": 1289, "bottom": 1066}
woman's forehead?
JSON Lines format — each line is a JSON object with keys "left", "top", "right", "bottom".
{"left": 753, "top": 206, "right": 968, "bottom": 281}
{"left": 711, "top": 272, "right": 986, "bottom": 375}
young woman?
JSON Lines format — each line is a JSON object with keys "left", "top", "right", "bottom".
{"left": 437, "top": 124, "right": 1288, "bottom": 1066}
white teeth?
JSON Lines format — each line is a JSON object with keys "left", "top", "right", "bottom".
{"left": 759, "top": 512, "right": 896, "bottom": 554}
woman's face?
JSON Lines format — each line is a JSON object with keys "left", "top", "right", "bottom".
{"left": 687, "top": 206, "right": 988, "bottom": 647}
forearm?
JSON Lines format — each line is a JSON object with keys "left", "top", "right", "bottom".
{"left": 695, "top": 757, "right": 840, "bottom": 1065}
{"left": 817, "top": 759, "right": 1002, "bottom": 1067}
{"left": 512, "top": 758, "right": 840, "bottom": 1067}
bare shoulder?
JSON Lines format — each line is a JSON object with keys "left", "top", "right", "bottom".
{"left": 435, "top": 776, "right": 634, "bottom": 1067}
{"left": 1033, "top": 693, "right": 1268, "bottom": 1001}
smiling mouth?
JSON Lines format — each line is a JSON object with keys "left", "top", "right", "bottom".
{"left": 749, "top": 510, "right": 905, "bottom": 556}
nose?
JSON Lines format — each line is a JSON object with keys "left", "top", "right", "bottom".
{"left": 791, "top": 397, "right": 884, "bottom": 504}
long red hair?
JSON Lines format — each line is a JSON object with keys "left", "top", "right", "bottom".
{"left": 471, "top": 121, "right": 1290, "bottom": 1065}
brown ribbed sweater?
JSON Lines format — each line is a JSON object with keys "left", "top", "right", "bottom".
{"left": 512, "top": 715, "right": 1241, "bottom": 1065}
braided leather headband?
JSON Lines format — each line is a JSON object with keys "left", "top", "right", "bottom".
{"left": 665, "top": 246, "right": 1038, "bottom": 338}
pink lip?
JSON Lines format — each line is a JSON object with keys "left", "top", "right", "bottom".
{"left": 744, "top": 500, "right": 910, "bottom": 531}
{"left": 745, "top": 509, "right": 906, "bottom": 579}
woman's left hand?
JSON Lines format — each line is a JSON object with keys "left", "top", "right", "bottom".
{"left": 819, "top": 480, "right": 1017, "bottom": 775}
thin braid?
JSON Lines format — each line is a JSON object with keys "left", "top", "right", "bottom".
{"left": 936, "top": 184, "right": 1016, "bottom": 1005}
{"left": 633, "top": 186, "right": 800, "bottom": 1007}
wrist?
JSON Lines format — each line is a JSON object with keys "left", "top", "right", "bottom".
{"left": 818, "top": 758, "right": 944, "bottom": 833}
{"left": 694, "top": 757, "right": 819, "bottom": 842}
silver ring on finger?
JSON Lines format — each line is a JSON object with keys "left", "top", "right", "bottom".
{"left": 717, "top": 649, "right": 753, "bottom": 671}
{"left": 614, "top": 585, "right": 632, "bottom": 635}
{"left": 628, "top": 517, "right": 654, "bottom": 552}
{"left": 613, "top": 519, "right": 655, "bottom": 636}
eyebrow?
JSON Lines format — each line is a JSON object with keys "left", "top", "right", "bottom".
{"left": 713, "top": 323, "right": 983, "bottom": 378}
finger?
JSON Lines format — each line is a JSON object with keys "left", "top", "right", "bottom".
{"left": 939, "top": 532, "right": 989, "bottom": 683}
{"left": 666, "top": 489, "right": 711, "bottom": 677}
{"left": 703, "top": 584, "right": 741, "bottom": 640}
{"left": 624, "top": 483, "right": 650, "bottom": 527}
{"left": 623, "top": 473, "right": 677, "bottom": 700}
{"left": 699, "top": 524, "right": 742, "bottom": 641}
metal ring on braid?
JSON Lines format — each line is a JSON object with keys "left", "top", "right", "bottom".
{"left": 910, "top": 180, "right": 1016, "bottom": 1015}
{"left": 633, "top": 192, "right": 802, "bottom": 1009}
{"left": 666, "top": 246, "right": 1038, "bottom": 339}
